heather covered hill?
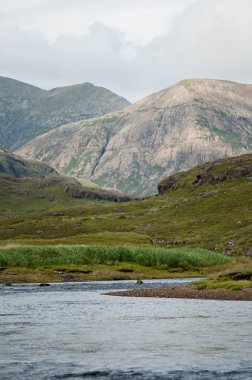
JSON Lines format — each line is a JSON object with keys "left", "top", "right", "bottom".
{"left": 1, "top": 153, "right": 251, "bottom": 255}
{"left": 17, "top": 79, "right": 252, "bottom": 196}
{"left": 0, "top": 76, "right": 130, "bottom": 150}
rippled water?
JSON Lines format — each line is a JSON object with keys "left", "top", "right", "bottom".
{"left": 1, "top": 279, "right": 252, "bottom": 379}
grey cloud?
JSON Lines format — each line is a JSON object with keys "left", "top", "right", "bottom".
{"left": 130, "top": 0, "right": 252, "bottom": 98}
{"left": 0, "top": 0, "right": 251, "bottom": 101}
{"left": 0, "top": 21, "right": 139, "bottom": 97}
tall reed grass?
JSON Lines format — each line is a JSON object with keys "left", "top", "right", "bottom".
{"left": 0, "top": 245, "right": 232, "bottom": 269}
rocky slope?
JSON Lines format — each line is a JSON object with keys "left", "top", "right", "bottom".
{"left": 0, "top": 148, "right": 131, "bottom": 204}
{"left": 16, "top": 79, "right": 252, "bottom": 196}
{"left": 0, "top": 76, "right": 130, "bottom": 150}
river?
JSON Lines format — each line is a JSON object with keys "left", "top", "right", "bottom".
{"left": 1, "top": 279, "right": 252, "bottom": 379}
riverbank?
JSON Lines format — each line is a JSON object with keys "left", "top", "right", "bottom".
{"left": 107, "top": 284, "right": 252, "bottom": 301}
{"left": 0, "top": 265, "right": 203, "bottom": 284}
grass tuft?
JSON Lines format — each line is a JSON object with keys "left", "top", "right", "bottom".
{"left": 0, "top": 245, "right": 232, "bottom": 270}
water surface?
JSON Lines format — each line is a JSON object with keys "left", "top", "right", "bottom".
{"left": 1, "top": 279, "right": 252, "bottom": 379}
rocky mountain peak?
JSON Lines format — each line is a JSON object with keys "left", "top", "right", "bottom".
{"left": 15, "top": 79, "right": 252, "bottom": 196}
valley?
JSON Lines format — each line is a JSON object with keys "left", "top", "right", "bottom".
{"left": 2, "top": 4, "right": 252, "bottom": 380}
{"left": 0, "top": 78, "right": 251, "bottom": 296}
{"left": 0, "top": 151, "right": 251, "bottom": 289}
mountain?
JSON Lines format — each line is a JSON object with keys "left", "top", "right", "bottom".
{"left": 1, "top": 153, "right": 251, "bottom": 255}
{"left": 0, "top": 148, "right": 132, "bottom": 211}
{"left": 16, "top": 79, "right": 252, "bottom": 196}
{"left": 0, "top": 76, "right": 130, "bottom": 150}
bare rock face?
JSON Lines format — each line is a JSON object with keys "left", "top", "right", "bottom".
{"left": 16, "top": 79, "right": 252, "bottom": 196}
{"left": 158, "top": 173, "right": 184, "bottom": 194}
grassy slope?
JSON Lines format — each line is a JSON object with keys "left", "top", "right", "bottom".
{"left": 1, "top": 155, "right": 251, "bottom": 255}
{"left": 192, "top": 261, "right": 252, "bottom": 291}
{"left": 0, "top": 154, "right": 251, "bottom": 284}
{"left": 0, "top": 148, "right": 133, "bottom": 219}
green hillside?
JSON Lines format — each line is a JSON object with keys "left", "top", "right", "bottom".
{"left": 0, "top": 153, "right": 251, "bottom": 255}
{"left": 0, "top": 149, "right": 132, "bottom": 217}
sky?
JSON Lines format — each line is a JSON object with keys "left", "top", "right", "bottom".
{"left": 0, "top": 0, "right": 251, "bottom": 101}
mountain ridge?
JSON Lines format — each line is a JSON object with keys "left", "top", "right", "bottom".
{"left": 16, "top": 78, "right": 252, "bottom": 196}
{"left": 0, "top": 76, "right": 130, "bottom": 150}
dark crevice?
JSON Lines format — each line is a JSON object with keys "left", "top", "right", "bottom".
{"left": 90, "top": 131, "right": 111, "bottom": 176}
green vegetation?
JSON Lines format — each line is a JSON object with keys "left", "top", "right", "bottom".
{"left": 0, "top": 265, "right": 199, "bottom": 284}
{"left": 0, "top": 154, "right": 252, "bottom": 255}
{"left": 192, "top": 261, "right": 252, "bottom": 291}
{"left": 212, "top": 127, "right": 247, "bottom": 150}
{"left": 0, "top": 245, "right": 232, "bottom": 269}
{"left": 0, "top": 245, "right": 234, "bottom": 283}
{"left": 193, "top": 279, "right": 252, "bottom": 291}
{"left": 0, "top": 149, "right": 132, "bottom": 219}
{"left": 0, "top": 151, "right": 251, "bottom": 289}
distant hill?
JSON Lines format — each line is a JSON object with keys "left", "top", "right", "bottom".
{"left": 0, "top": 148, "right": 132, "bottom": 211}
{"left": 17, "top": 79, "right": 252, "bottom": 196}
{"left": 0, "top": 147, "right": 57, "bottom": 178}
{"left": 0, "top": 76, "right": 130, "bottom": 150}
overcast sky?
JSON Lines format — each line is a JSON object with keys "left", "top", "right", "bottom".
{"left": 0, "top": 0, "right": 251, "bottom": 101}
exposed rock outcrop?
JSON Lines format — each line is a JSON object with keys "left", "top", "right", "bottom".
{"left": 158, "top": 154, "right": 252, "bottom": 194}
